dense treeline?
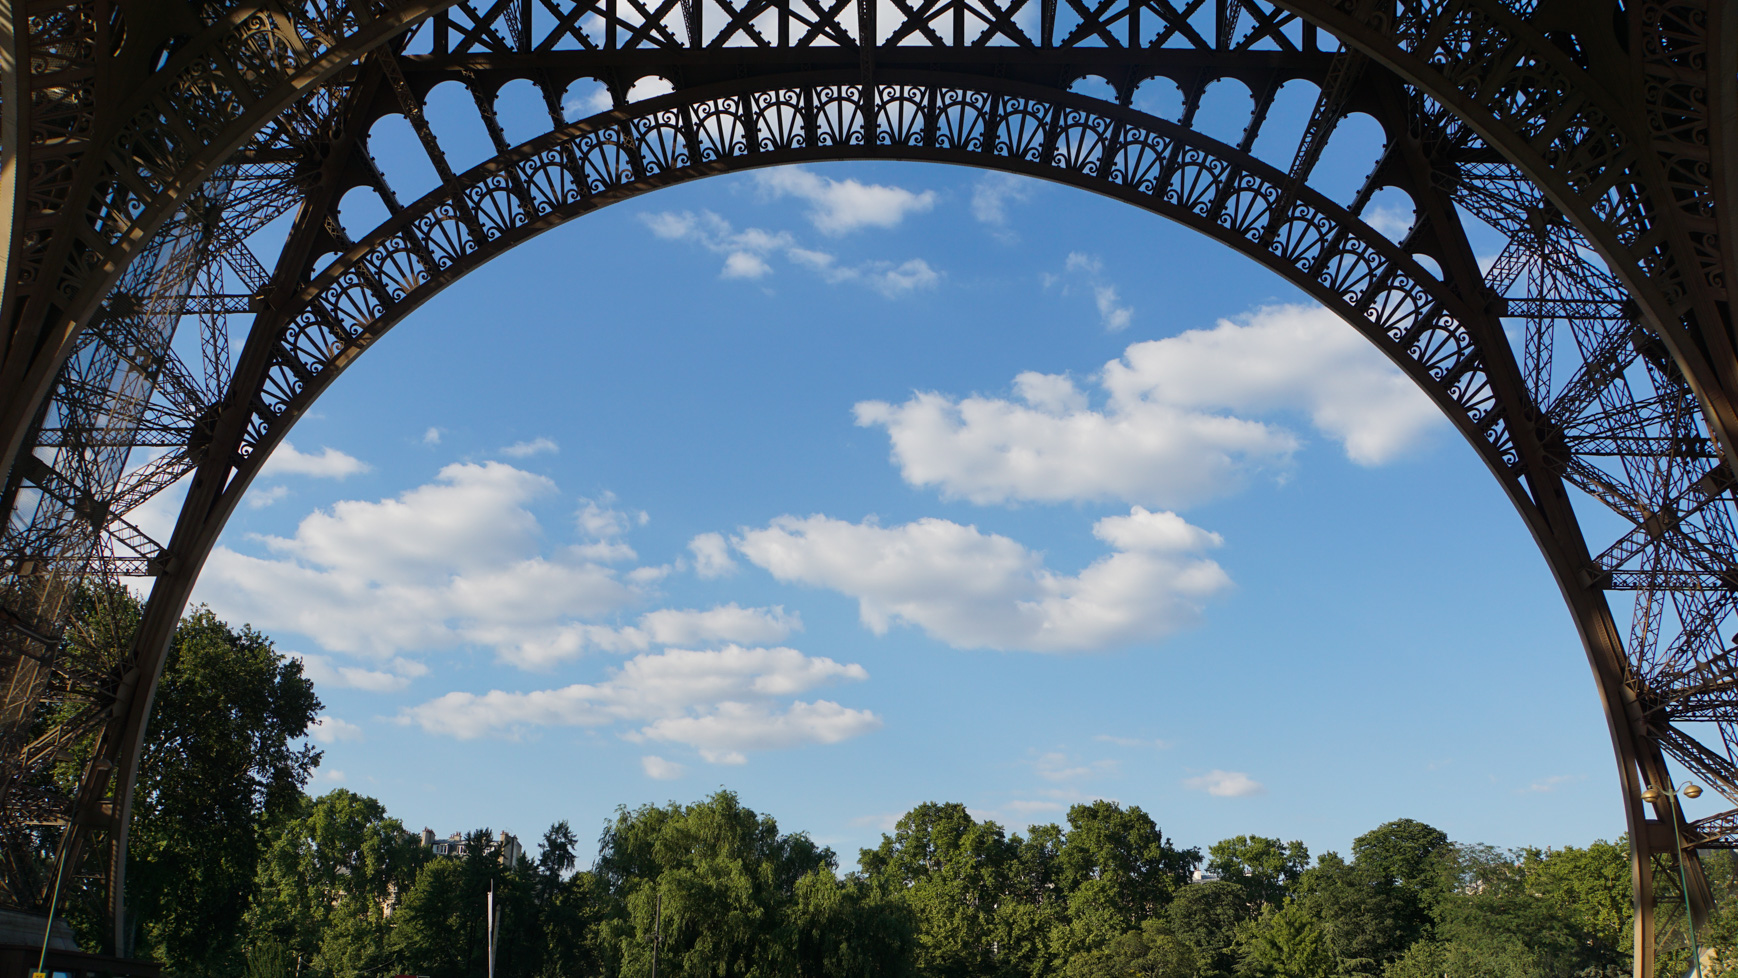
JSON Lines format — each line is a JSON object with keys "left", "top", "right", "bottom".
{"left": 51, "top": 595, "right": 1738, "bottom": 978}
{"left": 223, "top": 790, "right": 1719, "bottom": 978}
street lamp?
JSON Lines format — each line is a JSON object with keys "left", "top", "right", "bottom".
{"left": 1642, "top": 781, "right": 1705, "bottom": 976}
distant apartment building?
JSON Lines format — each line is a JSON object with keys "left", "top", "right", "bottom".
{"left": 416, "top": 827, "right": 523, "bottom": 865}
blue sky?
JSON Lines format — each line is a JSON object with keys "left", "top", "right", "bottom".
{"left": 136, "top": 154, "right": 1640, "bottom": 868}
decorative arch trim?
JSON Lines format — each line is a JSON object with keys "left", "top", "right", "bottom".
{"left": 248, "top": 70, "right": 1517, "bottom": 490}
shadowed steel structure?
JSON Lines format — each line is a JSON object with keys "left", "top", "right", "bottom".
{"left": 0, "top": 0, "right": 1731, "bottom": 969}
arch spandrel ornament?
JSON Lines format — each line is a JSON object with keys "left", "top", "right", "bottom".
{"left": 0, "top": 2, "right": 1732, "bottom": 972}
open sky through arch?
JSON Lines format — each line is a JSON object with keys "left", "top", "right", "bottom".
{"left": 133, "top": 156, "right": 1636, "bottom": 867}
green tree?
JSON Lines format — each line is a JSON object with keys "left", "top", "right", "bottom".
{"left": 1390, "top": 843, "right": 1628, "bottom": 978}
{"left": 1167, "top": 881, "right": 1244, "bottom": 978}
{"left": 1060, "top": 918, "right": 1194, "bottom": 978}
{"left": 859, "top": 802, "right": 1019, "bottom": 978}
{"left": 244, "top": 789, "right": 426, "bottom": 977}
{"left": 390, "top": 858, "right": 473, "bottom": 978}
{"left": 1232, "top": 901, "right": 1335, "bottom": 978}
{"left": 1292, "top": 852, "right": 1407, "bottom": 973}
{"left": 792, "top": 868, "right": 918, "bottom": 978}
{"left": 594, "top": 790, "right": 836, "bottom": 978}
{"left": 58, "top": 590, "right": 322, "bottom": 971}
{"left": 1349, "top": 819, "right": 1449, "bottom": 911}
{"left": 1048, "top": 802, "right": 1199, "bottom": 976}
{"left": 1205, "top": 836, "right": 1308, "bottom": 914}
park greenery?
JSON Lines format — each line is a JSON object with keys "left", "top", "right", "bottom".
{"left": 49, "top": 597, "right": 1738, "bottom": 978}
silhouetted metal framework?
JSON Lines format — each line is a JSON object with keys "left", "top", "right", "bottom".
{"left": 0, "top": 0, "right": 1729, "bottom": 969}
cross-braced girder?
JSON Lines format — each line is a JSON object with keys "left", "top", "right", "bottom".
{"left": 0, "top": 1, "right": 1732, "bottom": 972}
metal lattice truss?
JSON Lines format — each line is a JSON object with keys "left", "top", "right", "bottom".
{"left": 0, "top": 1, "right": 1732, "bottom": 970}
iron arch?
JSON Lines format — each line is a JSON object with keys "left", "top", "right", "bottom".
{"left": 113, "top": 67, "right": 1679, "bottom": 968}
{"left": 0, "top": 4, "right": 1731, "bottom": 974}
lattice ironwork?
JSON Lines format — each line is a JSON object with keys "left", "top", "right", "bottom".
{"left": 0, "top": 1, "right": 1732, "bottom": 973}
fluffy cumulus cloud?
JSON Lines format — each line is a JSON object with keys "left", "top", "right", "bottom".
{"left": 1061, "top": 253, "right": 1133, "bottom": 331}
{"left": 689, "top": 532, "right": 737, "bottom": 578}
{"left": 259, "top": 441, "right": 369, "bottom": 479}
{"left": 640, "top": 604, "right": 799, "bottom": 646}
{"left": 787, "top": 249, "right": 940, "bottom": 298}
{"left": 732, "top": 507, "right": 1230, "bottom": 652}
{"left": 198, "top": 462, "right": 664, "bottom": 670}
{"left": 854, "top": 304, "right": 1443, "bottom": 508}
{"left": 400, "top": 645, "right": 880, "bottom": 762}
{"left": 294, "top": 652, "right": 428, "bottom": 692}
{"left": 1100, "top": 304, "right": 1442, "bottom": 466}
{"left": 756, "top": 166, "right": 937, "bottom": 234}
{"left": 640, "top": 208, "right": 939, "bottom": 296}
{"left": 1184, "top": 770, "right": 1265, "bottom": 797}
{"left": 501, "top": 436, "right": 558, "bottom": 458}
{"left": 971, "top": 173, "right": 1034, "bottom": 228}
{"left": 642, "top": 755, "right": 686, "bottom": 780}
{"left": 309, "top": 714, "right": 364, "bottom": 743}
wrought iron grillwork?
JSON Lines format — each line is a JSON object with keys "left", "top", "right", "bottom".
{"left": 0, "top": 1, "right": 1731, "bottom": 972}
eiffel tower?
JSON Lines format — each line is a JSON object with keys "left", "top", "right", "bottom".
{"left": 0, "top": 1, "right": 1731, "bottom": 971}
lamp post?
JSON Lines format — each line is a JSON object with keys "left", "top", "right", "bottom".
{"left": 1642, "top": 781, "right": 1705, "bottom": 976}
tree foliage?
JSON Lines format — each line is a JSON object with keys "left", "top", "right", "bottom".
{"left": 55, "top": 591, "right": 320, "bottom": 972}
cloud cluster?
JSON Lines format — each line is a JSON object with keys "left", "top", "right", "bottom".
{"left": 971, "top": 173, "right": 1034, "bottom": 229}
{"left": 197, "top": 461, "right": 797, "bottom": 672}
{"left": 641, "top": 209, "right": 940, "bottom": 296}
{"left": 788, "top": 249, "right": 941, "bottom": 297}
{"left": 756, "top": 167, "right": 937, "bottom": 235}
{"left": 855, "top": 304, "right": 1443, "bottom": 509}
{"left": 260, "top": 441, "right": 370, "bottom": 479}
{"left": 502, "top": 436, "right": 559, "bottom": 458}
{"left": 1060, "top": 253, "right": 1133, "bottom": 331}
{"left": 400, "top": 645, "right": 880, "bottom": 762}
{"left": 733, "top": 506, "right": 1230, "bottom": 652}
{"left": 1184, "top": 770, "right": 1265, "bottom": 797}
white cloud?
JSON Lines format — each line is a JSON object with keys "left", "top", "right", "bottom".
{"left": 309, "top": 714, "right": 364, "bottom": 743}
{"left": 639, "top": 700, "right": 881, "bottom": 763}
{"left": 1101, "top": 304, "right": 1443, "bottom": 466}
{"left": 689, "top": 532, "right": 737, "bottom": 578}
{"left": 576, "top": 493, "right": 647, "bottom": 538}
{"left": 293, "top": 652, "right": 427, "bottom": 692}
{"left": 1093, "top": 285, "right": 1133, "bottom": 332}
{"left": 399, "top": 645, "right": 878, "bottom": 761}
{"left": 971, "top": 173, "right": 1033, "bottom": 227}
{"left": 1184, "top": 770, "right": 1265, "bottom": 797}
{"left": 1056, "top": 252, "right": 1133, "bottom": 331}
{"left": 1034, "top": 751, "right": 1117, "bottom": 782}
{"left": 1365, "top": 203, "right": 1415, "bottom": 240}
{"left": 733, "top": 507, "right": 1230, "bottom": 652}
{"left": 642, "top": 209, "right": 939, "bottom": 296}
{"left": 642, "top": 755, "right": 686, "bottom": 779}
{"left": 787, "top": 249, "right": 940, "bottom": 297}
{"left": 260, "top": 441, "right": 369, "bottom": 479}
{"left": 855, "top": 381, "right": 1293, "bottom": 509}
{"left": 722, "top": 251, "right": 773, "bottom": 279}
{"left": 625, "top": 75, "right": 675, "bottom": 102}
{"left": 195, "top": 463, "right": 650, "bottom": 671}
{"left": 643, "top": 210, "right": 796, "bottom": 282}
{"left": 640, "top": 604, "right": 799, "bottom": 646}
{"left": 247, "top": 485, "right": 290, "bottom": 509}
{"left": 422, "top": 427, "right": 443, "bottom": 446}
{"left": 501, "top": 437, "right": 558, "bottom": 458}
{"left": 756, "top": 166, "right": 937, "bottom": 235}
{"left": 854, "top": 304, "right": 1443, "bottom": 508}
{"left": 565, "top": 80, "right": 613, "bottom": 118}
